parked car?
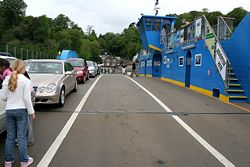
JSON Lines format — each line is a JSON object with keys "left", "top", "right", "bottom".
{"left": 95, "top": 62, "right": 100, "bottom": 75}
{"left": 0, "top": 55, "right": 16, "bottom": 64}
{"left": 66, "top": 58, "right": 89, "bottom": 83}
{"left": 25, "top": 59, "right": 77, "bottom": 107}
{"left": 87, "top": 61, "right": 98, "bottom": 77}
{"left": 0, "top": 88, "right": 5, "bottom": 134}
{"left": 0, "top": 55, "right": 17, "bottom": 133}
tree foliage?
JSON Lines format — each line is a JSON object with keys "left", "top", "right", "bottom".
{"left": 172, "top": 7, "right": 247, "bottom": 29}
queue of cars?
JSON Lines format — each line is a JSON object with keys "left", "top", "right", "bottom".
{"left": 0, "top": 53, "right": 100, "bottom": 133}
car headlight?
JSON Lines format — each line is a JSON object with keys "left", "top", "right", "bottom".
{"left": 77, "top": 71, "right": 83, "bottom": 74}
{"left": 46, "top": 83, "right": 56, "bottom": 93}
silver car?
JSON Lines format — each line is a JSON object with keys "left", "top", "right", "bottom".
{"left": 87, "top": 61, "right": 98, "bottom": 77}
{"left": 25, "top": 59, "right": 77, "bottom": 107}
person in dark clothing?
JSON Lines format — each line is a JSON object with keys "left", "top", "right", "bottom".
{"left": 131, "top": 62, "right": 137, "bottom": 77}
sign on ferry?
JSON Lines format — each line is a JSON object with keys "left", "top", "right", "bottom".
{"left": 215, "top": 42, "right": 227, "bottom": 81}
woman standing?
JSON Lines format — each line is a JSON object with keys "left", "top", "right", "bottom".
{"left": 1, "top": 59, "right": 35, "bottom": 167}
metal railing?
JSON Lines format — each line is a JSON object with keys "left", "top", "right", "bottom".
{"left": 212, "top": 16, "right": 234, "bottom": 41}
{"left": 0, "top": 44, "right": 57, "bottom": 60}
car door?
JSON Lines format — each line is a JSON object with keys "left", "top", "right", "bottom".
{"left": 64, "top": 62, "right": 75, "bottom": 94}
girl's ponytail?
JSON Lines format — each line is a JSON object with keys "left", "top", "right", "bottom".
{"left": 8, "top": 60, "right": 25, "bottom": 92}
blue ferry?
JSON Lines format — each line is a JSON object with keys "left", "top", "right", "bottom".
{"left": 136, "top": 12, "right": 250, "bottom": 103}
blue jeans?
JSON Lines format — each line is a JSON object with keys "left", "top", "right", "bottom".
{"left": 5, "top": 109, "right": 29, "bottom": 163}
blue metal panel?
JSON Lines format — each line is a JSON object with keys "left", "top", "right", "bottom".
{"left": 146, "top": 31, "right": 161, "bottom": 48}
{"left": 161, "top": 40, "right": 227, "bottom": 95}
{"left": 189, "top": 41, "right": 226, "bottom": 95}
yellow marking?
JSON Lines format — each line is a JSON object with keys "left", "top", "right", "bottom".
{"left": 229, "top": 96, "right": 247, "bottom": 98}
{"left": 149, "top": 44, "right": 162, "bottom": 52}
{"left": 161, "top": 77, "right": 185, "bottom": 87}
{"left": 223, "top": 102, "right": 250, "bottom": 112}
{"left": 146, "top": 74, "right": 152, "bottom": 77}
{"left": 160, "top": 77, "right": 249, "bottom": 112}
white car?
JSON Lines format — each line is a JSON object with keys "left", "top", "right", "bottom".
{"left": 0, "top": 89, "right": 5, "bottom": 134}
{"left": 0, "top": 55, "right": 17, "bottom": 133}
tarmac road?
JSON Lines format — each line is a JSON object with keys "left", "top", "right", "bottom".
{"left": 0, "top": 74, "right": 250, "bottom": 167}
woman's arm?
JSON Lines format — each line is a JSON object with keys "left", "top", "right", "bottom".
{"left": 23, "top": 80, "right": 35, "bottom": 115}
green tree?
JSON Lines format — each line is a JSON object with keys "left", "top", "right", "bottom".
{"left": 0, "top": 0, "right": 27, "bottom": 29}
{"left": 175, "top": 12, "right": 193, "bottom": 29}
{"left": 226, "top": 7, "right": 247, "bottom": 27}
{"left": 32, "top": 15, "right": 51, "bottom": 43}
{"left": 207, "top": 11, "right": 224, "bottom": 26}
{"left": 53, "top": 14, "right": 71, "bottom": 30}
{"left": 121, "top": 27, "right": 141, "bottom": 60}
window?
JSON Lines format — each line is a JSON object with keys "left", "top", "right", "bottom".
{"left": 153, "top": 19, "right": 161, "bottom": 31}
{"left": 26, "top": 62, "right": 63, "bottom": 74}
{"left": 64, "top": 62, "right": 73, "bottom": 72}
{"left": 179, "top": 56, "right": 184, "bottom": 66}
{"left": 67, "top": 60, "right": 83, "bottom": 67}
{"left": 195, "top": 54, "right": 202, "bottom": 66}
{"left": 145, "top": 18, "right": 151, "bottom": 31}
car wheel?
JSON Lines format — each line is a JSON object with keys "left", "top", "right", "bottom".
{"left": 73, "top": 80, "right": 78, "bottom": 92}
{"left": 58, "top": 88, "right": 65, "bottom": 107}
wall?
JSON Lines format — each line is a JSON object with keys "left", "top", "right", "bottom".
{"left": 139, "top": 40, "right": 227, "bottom": 96}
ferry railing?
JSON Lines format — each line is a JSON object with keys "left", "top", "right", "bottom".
{"left": 162, "top": 15, "right": 231, "bottom": 89}
{"left": 212, "top": 16, "right": 234, "bottom": 41}
{"left": 202, "top": 15, "right": 231, "bottom": 89}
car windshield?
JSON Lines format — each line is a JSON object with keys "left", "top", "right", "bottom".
{"left": 68, "top": 60, "right": 82, "bottom": 67}
{"left": 26, "top": 62, "right": 63, "bottom": 74}
{"left": 87, "top": 61, "right": 94, "bottom": 66}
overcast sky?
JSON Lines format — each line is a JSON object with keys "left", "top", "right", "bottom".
{"left": 24, "top": 0, "right": 250, "bottom": 35}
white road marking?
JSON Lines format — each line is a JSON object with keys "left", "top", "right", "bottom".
{"left": 127, "top": 77, "right": 235, "bottom": 167}
{"left": 37, "top": 75, "right": 102, "bottom": 167}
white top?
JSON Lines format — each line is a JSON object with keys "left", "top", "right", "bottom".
{"left": 0, "top": 74, "right": 35, "bottom": 114}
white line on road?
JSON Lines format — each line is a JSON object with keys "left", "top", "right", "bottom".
{"left": 37, "top": 75, "right": 103, "bottom": 167}
{"left": 127, "top": 77, "right": 235, "bottom": 167}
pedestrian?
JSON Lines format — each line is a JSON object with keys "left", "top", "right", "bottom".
{"left": 0, "top": 58, "right": 12, "bottom": 81}
{"left": 0, "top": 59, "right": 35, "bottom": 167}
{"left": 0, "top": 58, "right": 12, "bottom": 89}
{"left": 122, "top": 64, "right": 126, "bottom": 75}
{"left": 131, "top": 61, "right": 137, "bottom": 77}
